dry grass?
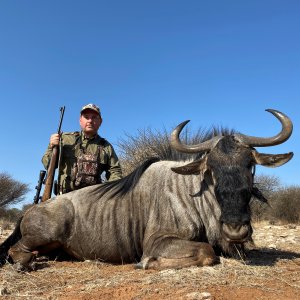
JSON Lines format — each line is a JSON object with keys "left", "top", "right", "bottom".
{"left": 0, "top": 223, "right": 299, "bottom": 300}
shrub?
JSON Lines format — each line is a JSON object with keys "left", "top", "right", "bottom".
{"left": 0, "top": 207, "right": 22, "bottom": 223}
{"left": 250, "top": 174, "right": 281, "bottom": 222}
{"left": 118, "top": 126, "right": 234, "bottom": 176}
{"left": 267, "top": 186, "right": 300, "bottom": 224}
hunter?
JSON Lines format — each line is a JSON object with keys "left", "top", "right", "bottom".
{"left": 42, "top": 103, "right": 122, "bottom": 194}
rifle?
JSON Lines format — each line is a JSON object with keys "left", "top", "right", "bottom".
{"left": 41, "top": 106, "right": 65, "bottom": 202}
{"left": 33, "top": 170, "right": 46, "bottom": 204}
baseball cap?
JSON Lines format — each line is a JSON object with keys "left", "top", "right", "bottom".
{"left": 80, "top": 103, "right": 101, "bottom": 117}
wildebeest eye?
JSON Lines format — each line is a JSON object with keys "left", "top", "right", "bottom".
{"left": 250, "top": 165, "right": 256, "bottom": 177}
{"left": 246, "top": 162, "right": 255, "bottom": 176}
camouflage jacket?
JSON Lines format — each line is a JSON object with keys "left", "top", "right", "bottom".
{"left": 42, "top": 132, "right": 122, "bottom": 193}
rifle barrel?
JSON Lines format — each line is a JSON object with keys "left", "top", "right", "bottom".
{"left": 57, "top": 106, "right": 65, "bottom": 134}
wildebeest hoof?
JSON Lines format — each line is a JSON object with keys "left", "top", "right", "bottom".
{"left": 135, "top": 257, "right": 155, "bottom": 269}
{"left": 134, "top": 262, "right": 144, "bottom": 269}
{"left": 35, "top": 256, "right": 49, "bottom": 262}
{"left": 31, "top": 261, "right": 50, "bottom": 271}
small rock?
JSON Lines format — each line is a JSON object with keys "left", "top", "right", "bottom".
{"left": 279, "top": 235, "right": 288, "bottom": 238}
{"left": 199, "top": 292, "right": 212, "bottom": 299}
{"left": 0, "top": 287, "right": 10, "bottom": 296}
{"left": 186, "top": 291, "right": 212, "bottom": 299}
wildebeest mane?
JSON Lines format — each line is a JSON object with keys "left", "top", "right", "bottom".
{"left": 94, "top": 157, "right": 161, "bottom": 198}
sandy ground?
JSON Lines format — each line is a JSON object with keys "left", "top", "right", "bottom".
{"left": 0, "top": 222, "right": 299, "bottom": 300}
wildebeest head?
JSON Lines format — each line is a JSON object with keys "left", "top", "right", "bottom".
{"left": 170, "top": 109, "right": 293, "bottom": 244}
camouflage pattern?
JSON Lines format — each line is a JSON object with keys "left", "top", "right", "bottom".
{"left": 74, "top": 149, "right": 101, "bottom": 188}
{"left": 42, "top": 132, "right": 122, "bottom": 193}
{"left": 80, "top": 103, "right": 101, "bottom": 116}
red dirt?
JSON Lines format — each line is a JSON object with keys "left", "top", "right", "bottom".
{"left": 0, "top": 223, "right": 299, "bottom": 299}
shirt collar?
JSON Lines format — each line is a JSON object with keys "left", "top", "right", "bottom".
{"left": 81, "top": 131, "right": 100, "bottom": 141}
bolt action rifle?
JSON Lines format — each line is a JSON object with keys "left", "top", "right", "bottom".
{"left": 41, "top": 106, "right": 65, "bottom": 202}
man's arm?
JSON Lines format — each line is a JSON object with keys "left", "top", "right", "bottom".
{"left": 105, "top": 144, "right": 122, "bottom": 181}
{"left": 42, "top": 133, "right": 61, "bottom": 169}
{"left": 42, "top": 145, "right": 53, "bottom": 169}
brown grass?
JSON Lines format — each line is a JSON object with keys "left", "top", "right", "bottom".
{"left": 0, "top": 223, "right": 299, "bottom": 300}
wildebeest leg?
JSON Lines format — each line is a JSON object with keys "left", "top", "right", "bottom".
{"left": 8, "top": 234, "right": 62, "bottom": 271}
{"left": 7, "top": 202, "right": 73, "bottom": 272}
{"left": 138, "top": 235, "right": 218, "bottom": 270}
{"left": 8, "top": 241, "right": 38, "bottom": 271}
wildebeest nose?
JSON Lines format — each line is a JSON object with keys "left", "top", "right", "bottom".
{"left": 227, "top": 223, "right": 240, "bottom": 230}
{"left": 222, "top": 223, "right": 250, "bottom": 242}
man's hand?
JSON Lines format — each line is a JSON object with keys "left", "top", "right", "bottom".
{"left": 50, "top": 133, "right": 61, "bottom": 148}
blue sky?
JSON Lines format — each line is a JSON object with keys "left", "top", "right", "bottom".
{"left": 0, "top": 1, "right": 299, "bottom": 207}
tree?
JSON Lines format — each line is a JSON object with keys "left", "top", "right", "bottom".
{"left": 0, "top": 172, "right": 30, "bottom": 208}
{"left": 254, "top": 174, "right": 281, "bottom": 197}
{"left": 250, "top": 174, "right": 281, "bottom": 222}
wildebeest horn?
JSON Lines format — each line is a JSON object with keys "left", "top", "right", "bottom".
{"left": 170, "top": 120, "right": 221, "bottom": 153}
{"left": 235, "top": 109, "right": 293, "bottom": 147}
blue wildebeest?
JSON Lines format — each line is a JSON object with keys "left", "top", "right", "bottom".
{"left": 0, "top": 109, "right": 293, "bottom": 271}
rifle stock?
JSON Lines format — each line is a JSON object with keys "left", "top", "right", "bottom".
{"left": 41, "top": 106, "right": 65, "bottom": 202}
{"left": 41, "top": 146, "right": 58, "bottom": 202}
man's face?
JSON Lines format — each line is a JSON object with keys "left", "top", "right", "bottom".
{"left": 79, "top": 109, "right": 102, "bottom": 137}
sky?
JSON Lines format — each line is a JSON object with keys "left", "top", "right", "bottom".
{"left": 0, "top": 1, "right": 299, "bottom": 207}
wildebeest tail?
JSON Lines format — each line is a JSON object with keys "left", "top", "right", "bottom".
{"left": 0, "top": 216, "right": 23, "bottom": 266}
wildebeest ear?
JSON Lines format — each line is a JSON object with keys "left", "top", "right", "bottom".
{"left": 171, "top": 158, "right": 206, "bottom": 175}
{"left": 253, "top": 151, "right": 294, "bottom": 167}
{"left": 252, "top": 186, "right": 268, "bottom": 203}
